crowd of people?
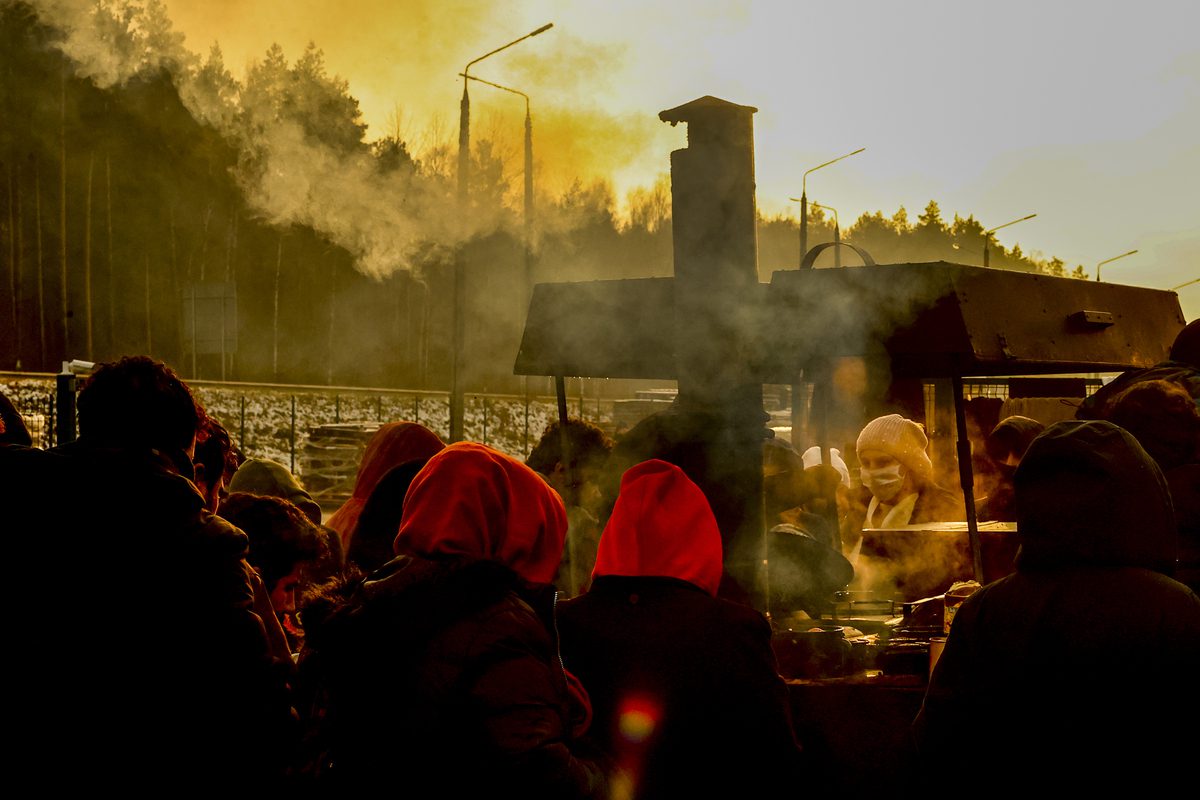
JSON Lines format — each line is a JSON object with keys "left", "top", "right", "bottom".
{"left": 0, "top": 320, "right": 1196, "bottom": 795}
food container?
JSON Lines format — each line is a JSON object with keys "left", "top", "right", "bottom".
{"left": 928, "top": 636, "right": 947, "bottom": 677}
{"left": 772, "top": 625, "right": 851, "bottom": 679}
{"left": 942, "top": 580, "right": 982, "bottom": 634}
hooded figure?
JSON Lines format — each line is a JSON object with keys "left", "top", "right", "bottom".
{"left": 227, "top": 456, "right": 344, "bottom": 584}
{"left": 343, "top": 460, "right": 425, "bottom": 574}
{"left": 912, "top": 421, "right": 1200, "bottom": 797}
{"left": 976, "top": 415, "right": 1045, "bottom": 522}
{"left": 558, "top": 460, "right": 805, "bottom": 800}
{"left": 228, "top": 457, "right": 324, "bottom": 525}
{"left": 296, "top": 442, "right": 606, "bottom": 796}
{"left": 325, "top": 421, "right": 445, "bottom": 555}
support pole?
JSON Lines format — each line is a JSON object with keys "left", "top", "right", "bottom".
{"left": 812, "top": 367, "right": 841, "bottom": 551}
{"left": 55, "top": 364, "right": 76, "bottom": 445}
{"left": 952, "top": 375, "right": 984, "bottom": 582}
{"left": 555, "top": 375, "right": 574, "bottom": 497}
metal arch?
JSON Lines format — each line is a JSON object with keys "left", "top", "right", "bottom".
{"left": 800, "top": 241, "right": 877, "bottom": 269}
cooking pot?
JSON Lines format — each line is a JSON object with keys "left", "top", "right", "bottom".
{"left": 772, "top": 624, "right": 852, "bottom": 679}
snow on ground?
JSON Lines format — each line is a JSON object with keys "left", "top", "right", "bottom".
{"left": 1, "top": 376, "right": 606, "bottom": 474}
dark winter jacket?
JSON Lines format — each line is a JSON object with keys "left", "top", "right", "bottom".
{"left": 295, "top": 442, "right": 608, "bottom": 797}
{"left": 2, "top": 439, "right": 296, "bottom": 789}
{"left": 912, "top": 421, "right": 1200, "bottom": 797}
{"left": 558, "top": 460, "right": 805, "bottom": 800}
{"left": 300, "top": 554, "right": 605, "bottom": 795}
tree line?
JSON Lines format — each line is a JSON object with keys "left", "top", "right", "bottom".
{"left": 0, "top": 1, "right": 1087, "bottom": 391}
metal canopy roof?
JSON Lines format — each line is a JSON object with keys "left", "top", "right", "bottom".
{"left": 513, "top": 262, "right": 1185, "bottom": 381}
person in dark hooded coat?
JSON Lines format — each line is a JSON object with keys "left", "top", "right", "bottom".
{"left": 558, "top": 459, "right": 806, "bottom": 800}
{"left": 912, "top": 420, "right": 1200, "bottom": 797}
{"left": 2, "top": 356, "right": 297, "bottom": 790}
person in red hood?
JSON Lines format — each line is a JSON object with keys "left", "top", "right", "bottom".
{"left": 295, "top": 442, "right": 609, "bottom": 796}
{"left": 557, "top": 459, "right": 806, "bottom": 800}
{"left": 325, "top": 420, "right": 445, "bottom": 555}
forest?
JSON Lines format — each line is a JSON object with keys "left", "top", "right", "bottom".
{"left": 0, "top": 1, "right": 1088, "bottom": 391}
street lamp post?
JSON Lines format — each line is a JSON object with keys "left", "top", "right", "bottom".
{"left": 1095, "top": 249, "right": 1138, "bottom": 282}
{"left": 462, "top": 72, "right": 538, "bottom": 446}
{"left": 795, "top": 147, "right": 864, "bottom": 267}
{"left": 808, "top": 201, "right": 840, "bottom": 267}
{"left": 460, "top": 74, "right": 535, "bottom": 310}
{"left": 452, "top": 23, "right": 552, "bottom": 442}
{"left": 982, "top": 213, "right": 1037, "bottom": 268}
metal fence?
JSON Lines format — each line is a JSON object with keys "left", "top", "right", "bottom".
{"left": 0, "top": 372, "right": 616, "bottom": 469}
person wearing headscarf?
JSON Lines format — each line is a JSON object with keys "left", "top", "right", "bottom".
{"left": 854, "top": 414, "right": 961, "bottom": 531}
{"left": 325, "top": 421, "right": 445, "bottom": 556}
{"left": 912, "top": 421, "right": 1200, "bottom": 797}
{"left": 295, "top": 442, "right": 608, "bottom": 796}
{"left": 343, "top": 460, "right": 425, "bottom": 574}
{"left": 557, "top": 460, "right": 806, "bottom": 800}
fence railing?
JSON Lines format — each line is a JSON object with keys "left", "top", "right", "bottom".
{"left": 0, "top": 372, "right": 616, "bottom": 470}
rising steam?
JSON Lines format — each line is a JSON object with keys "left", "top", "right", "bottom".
{"left": 29, "top": 0, "right": 677, "bottom": 280}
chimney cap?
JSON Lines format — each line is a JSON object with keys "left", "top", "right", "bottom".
{"left": 659, "top": 95, "right": 758, "bottom": 126}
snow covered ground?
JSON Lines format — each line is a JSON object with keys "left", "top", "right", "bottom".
{"left": 1, "top": 376, "right": 611, "bottom": 475}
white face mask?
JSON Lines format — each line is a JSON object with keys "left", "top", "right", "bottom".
{"left": 861, "top": 463, "right": 905, "bottom": 503}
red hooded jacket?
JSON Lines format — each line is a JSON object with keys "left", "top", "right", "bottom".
{"left": 592, "top": 459, "right": 724, "bottom": 595}
{"left": 326, "top": 421, "right": 445, "bottom": 553}
{"left": 395, "top": 441, "right": 568, "bottom": 585}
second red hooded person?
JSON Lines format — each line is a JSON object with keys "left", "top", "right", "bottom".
{"left": 557, "top": 459, "right": 807, "bottom": 800}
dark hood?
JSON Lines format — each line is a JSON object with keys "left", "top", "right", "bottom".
{"left": 1014, "top": 420, "right": 1175, "bottom": 574}
{"left": 227, "top": 457, "right": 322, "bottom": 524}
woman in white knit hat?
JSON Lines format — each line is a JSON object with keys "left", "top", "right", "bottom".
{"left": 855, "top": 413, "right": 962, "bottom": 529}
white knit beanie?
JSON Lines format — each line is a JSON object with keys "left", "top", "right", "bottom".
{"left": 801, "top": 446, "right": 851, "bottom": 488}
{"left": 856, "top": 414, "right": 934, "bottom": 484}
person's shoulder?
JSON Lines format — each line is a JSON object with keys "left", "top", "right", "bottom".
{"left": 711, "top": 596, "right": 773, "bottom": 636}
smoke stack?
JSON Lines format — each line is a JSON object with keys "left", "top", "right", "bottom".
{"left": 659, "top": 96, "right": 766, "bottom": 604}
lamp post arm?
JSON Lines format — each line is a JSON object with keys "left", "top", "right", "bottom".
{"left": 809, "top": 201, "right": 838, "bottom": 230}
{"left": 982, "top": 213, "right": 1037, "bottom": 269}
{"left": 464, "top": 23, "right": 553, "bottom": 77}
{"left": 801, "top": 147, "right": 866, "bottom": 196}
{"left": 1095, "top": 249, "right": 1138, "bottom": 282}
{"left": 460, "top": 73, "right": 530, "bottom": 106}
{"left": 984, "top": 213, "right": 1037, "bottom": 237}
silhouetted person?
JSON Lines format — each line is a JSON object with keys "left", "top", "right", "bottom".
{"left": 1105, "top": 378, "right": 1200, "bottom": 592}
{"left": 295, "top": 442, "right": 609, "bottom": 795}
{"left": 1076, "top": 318, "right": 1199, "bottom": 419}
{"left": 763, "top": 441, "right": 854, "bottom": 618}
{"left": 221, "top": 491, "right": 327, "bottom": 655}
{"left": 912, "top": 420, "right": 1200, "bottom": 797}
{"left": 527, "top": 418, "right": 614, "bottom": 597}
{"left": 1, "top": 355, "right": 296, "bottom": 789}
{"left": 976, "top": 415, "right": 1045, "bottom": 522}
{"left": 193, "top": 415, "right": 240, "bottom": 513}
{"left": 325, "top": 421, "right": 446, "bottom": 556}
{"left": 345, "top": 460, "right": 425, "bottom": 574}
{"left": 558, "top": 460, "right": 805, "bottom": 800}
{"left": 0, "top": 389, "right": 32, "bottom": 446}
{"left": 229, "top": 456, "right": 345, "bottom": 586}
